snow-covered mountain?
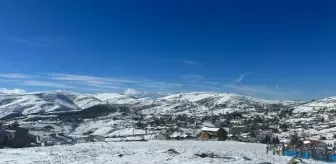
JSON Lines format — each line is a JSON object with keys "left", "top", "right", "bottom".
{"left": 293, "top": 97, "right": 336, "bottom": 113}
{"left": 93, "top": 93, "right": 137, "bottom": 104}
{"left": 3, "top": 90, "right": 336, "bottom": 146}
{"left": 140, "top": 92, "right": 299, "bottom": 115}
{"left": 0, "top": 91, "right": 134, "bottom": 119}
{"left": 0, "top": 91, "right": 299, "bottom": 119}
{"left": 0, "top": 91, "right": 99, "bottom": 119}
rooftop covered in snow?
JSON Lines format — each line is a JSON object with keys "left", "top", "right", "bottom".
{"left": 201, "top": 127, "right": 220, "bottom": 132}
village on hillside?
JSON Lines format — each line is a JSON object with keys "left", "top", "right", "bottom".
{"left": 1, "top": 92, "right": 336, "bottom": 163}
{"left": 2, "top": 101, "right": 336, "bottom": 162}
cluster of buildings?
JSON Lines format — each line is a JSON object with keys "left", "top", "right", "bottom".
{"left": 153, "top": 126, "right": 228, "bottom": 141}
{"left": 0, "top": 122, "right": 37, "bottom": 148}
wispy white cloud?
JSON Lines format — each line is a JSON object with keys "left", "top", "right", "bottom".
{"left": 50, "top": 73, "right": 137, "bottom": 84}
{"left": 124, "top": 88, "right": 142, "bottom": 96}
{"left": 190, "top": 84, "right": 219, "bottom": 90}
{"left": 0, "top": 72, "right": 225, "bottom": 95}
{"left": 204, "top": 81, "right": 220, "bottom": 85}
{"left": 234, "top": 72, "right": 253, "bottom": 83}
{"left": 138, "top": 81, "right": 183, "bottom": 89}
{"left": 180, "top": 74, "right": 204, "bottom": 81}
{"left": 0, "top": 88, "right": 26, "bottom": 94}
{"left": 224, "top": 84, "right": 301, "bottom": 100}
{"left": 22, "top": 80, "right": 73, "bottom": 88}
{"left": 8, "top": 36, "right": 44, "bottom": 46}
{"left": 6, "top": 73, "right": 179, "bottom": 92}
{"left": 223, "top": 72, "right": 302, "bottom": 99}
{"left": 80, "top": 88, "right": 107, "bottom": 92}
{"left": 50, "top": 73, "right": 184, "bottom": 90}
{"left": 184, "top": 60, "right": 201, "bottom": 66}
{"left": 0, "top": 73, "right": 36, "bottom": 79}
{"left": 224, "top": 84, "right": 278, "bottom": 95}
{"left": 0, "top": 72, "right": 305, "bottom": 99}
{"left": 0, "top": 72, "right": 185, "bottom": 91}
{"left": 87, "top": 83, "right": 123, "bottom": 89}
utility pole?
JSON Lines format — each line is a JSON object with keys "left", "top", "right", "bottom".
{"left": 133, "top": 111, "right": 137, "bottom": 137}
{"left": 133, "top": 120, "right": 135, "bottom": 136}
{"left": 193, "top": 105, "right": 198, "bottom": 140}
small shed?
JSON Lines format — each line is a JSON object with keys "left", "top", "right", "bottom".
{"left": 199, "top": 127, "right": 228, "bottom": 141}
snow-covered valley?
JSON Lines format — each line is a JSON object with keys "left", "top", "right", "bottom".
{"left": 2, "top": 90, "right": 336, "bottom": 163}
{"left": 1, "top": 91, "right": 336, "bottom": 143}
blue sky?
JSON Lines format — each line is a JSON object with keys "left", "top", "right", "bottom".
{"left": 0, "top": 0, "right": 336, "bottom": 100}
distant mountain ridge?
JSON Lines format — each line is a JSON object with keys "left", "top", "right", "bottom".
{"left": 2, "top": 90, "right": 336, "bottom": 144}
{"left": 0, "top": 90, "right": 306, "bottom": 119}
{"left": 293, "top": 96, "right": 336, "bottom": 113}
{"left": 0, "top": 91, "right": 127, "bottom": 119}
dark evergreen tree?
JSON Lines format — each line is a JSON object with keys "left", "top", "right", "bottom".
{"left": 290, "top": 134, "right": 302, "bottom": 147}
{"left": 261, "top": 135, "right": 271, "bottom": 144}
{"left": 271, "top": 137, "right": 280, "bottom": 145}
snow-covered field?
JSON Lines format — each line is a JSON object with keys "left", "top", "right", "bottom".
{"left": 0, "top": 141, "right": 325, "bottom": 164}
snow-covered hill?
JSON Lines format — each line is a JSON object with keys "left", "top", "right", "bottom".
{"left": 0, "top": 91, "right": 124, "bottom": 119}
{"left": 93, "top": 93, "right": 137, "bottom": 104}
{"left": 0, "top": 91, "right": 301, "bottom": 119}
{"left": 141, "top": 92, "right": 298, "bottom": 115}
{"left": 0, "top": 92, "right": 71, "bottom": 119}
{"left": 293, "top": 97, "right": 336, "bottom": 113}
{"left": 4, "top": 90, "right": 336, "bottom": 149}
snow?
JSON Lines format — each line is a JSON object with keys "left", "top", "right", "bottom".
{"left": 108, "top": 128, "right": 147, "bottom": 137}
{"left": 72, "top": 118, "right": 135, "bottom": 136}
{"left": 170, "top": 131, "right": 183, "bottom": 138}
{"left": 285, "top": 117, "right": 314, "bottom": 123}
{"left": 160, "top": 92, "right": 217, "bottom": 102}
{"left": 318, "top": 127, "right": 336, "bottom": 134}
{"left": 293, "top": 97, "right": 336, "bottom": 113}
{"left": 201, "top": 127, "right": 220, "bottom": 132}
{"left": 160, "top": 92, "right": 293, "bottom": 105}
{"left": 0, "top": 92, "right": 82, "bottom": 118}
{"left": 0, "top": 88, "right": 26, "bottom": 94}
{"left": 303, "top": 140, "right": 311, "bottom": 144}
{"left": 0, "top": 141, "right": 325, "bottom": 164}
{"left": 202, "top": 122, "right": 215, "bottom": 128}
{"left": 92, "top": 127, "right": 114, "bottom": 136}
{"left": 93, "top": 93, "right": 136, "bottom": 104}
{"left": 143, "top": 92, "right": 296, "bottom": 115}
{"left": 293, "top": 106, "right": 315, "bottom": 113}
{"left": 0, "top": 90, "right": 303, "bottom": 118}
{"left": 73, "top": 95, "right": 103, "bottom": 109}
{"left": 0, "top": 91, "right": 135, "bottom": 118}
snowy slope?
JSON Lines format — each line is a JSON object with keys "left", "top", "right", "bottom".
{"left": 0, "top": 91, "right": 148, "bottom": 119}
{"left": 141, "top": 92, "right": 298, "bottom": 115}
{"left": 73, "top": 95, "right": 103, "bottom": 109}
{"left": 0, "top": 90, "right": 302, "bottom": 119}
{"left": 160, "top": 92, "right": 296, "bottom": 104}
{"left": 0, "top": 141, "right": 324, "bottom": 164}
{"left": 93, "top": 93, "right": 137, "bottom": 104}
{"left": 293, "top": 96, "right": 336, "bottom": 113}
{"left": 0, "top": 91, "right": 105, "bottom": 119}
